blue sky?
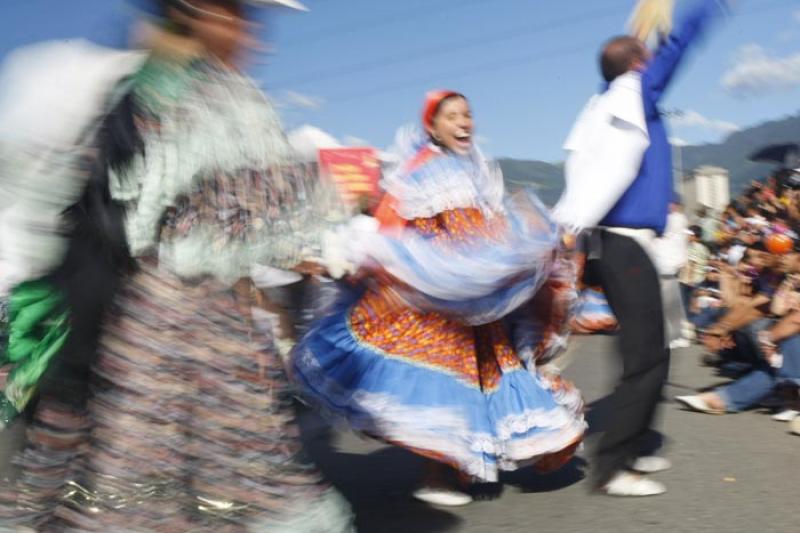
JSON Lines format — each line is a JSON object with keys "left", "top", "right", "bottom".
{"left": 2, "top": 0, "right": 799, "bottom": 162}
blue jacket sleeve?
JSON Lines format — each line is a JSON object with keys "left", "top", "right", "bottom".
{"left": 642, "top": 0, "right": 728, "bottom": 103}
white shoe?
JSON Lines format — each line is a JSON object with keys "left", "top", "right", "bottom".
{"left": 631, "top": 456, "right": 672, "bottom": 474}
{"left": 602, "top": 471, "right": 666, "bottom": 497}
{"left": 412, "top": 487, "right": 473, "bottom": 507}
{"left": 675, "top": 395, "right": 725, "bottom": 415}
{"left": 790, "top": 416, "right": 800, "bottom": 436}
{"left": 772, "top": 409, "right": 799, "bottom": 422}
{"left": 669, "top": 338, "right": 691, "bottom": 350}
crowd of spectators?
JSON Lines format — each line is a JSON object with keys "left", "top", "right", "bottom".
{"left": 674, "top": 171, "right": 800, "bottom": 436}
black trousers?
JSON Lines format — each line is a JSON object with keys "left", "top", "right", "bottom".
{"left": 591, "top": 231, "right": 670, "bottom": 487}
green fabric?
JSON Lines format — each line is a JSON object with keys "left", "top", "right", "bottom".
{"left": 0, "top": 281, "right": 69, "bottom": 427}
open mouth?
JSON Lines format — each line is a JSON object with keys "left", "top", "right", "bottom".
{"left": 454, "top": 134, "right": 472, "bottom": 144}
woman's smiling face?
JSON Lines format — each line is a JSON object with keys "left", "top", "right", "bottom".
{"left": 427, "top": 96, "right": 473, "bottom": 155}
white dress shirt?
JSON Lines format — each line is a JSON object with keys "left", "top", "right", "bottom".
{"left": 552, "top": 72, "right": 650, "bottom": 233}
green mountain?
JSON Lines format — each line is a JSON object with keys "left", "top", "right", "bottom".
{"left": 498, "top": 112, "right": 800, "bottom": 206}
{"left": 681, "top": 113, "right": 800, "bottom": 194}
{"left": 497, "top": 158, "right": 564, "bottom": 206}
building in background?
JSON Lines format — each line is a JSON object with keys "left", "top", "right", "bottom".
{"left": 680, "top": 165, "right": 730, "bottom": 214}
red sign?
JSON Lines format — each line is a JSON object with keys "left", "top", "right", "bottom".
{"left": 318, "top": 147, "right": 381, "bottom": 209}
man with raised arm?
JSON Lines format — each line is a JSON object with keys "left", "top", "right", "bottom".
{"left": 553, "top": 0, "right": 730, "bottom": 496}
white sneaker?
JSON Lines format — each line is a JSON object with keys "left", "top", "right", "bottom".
{"left": 631, "top": 456, "right": 672, "bottom": 474}
{"left": 772, "top": 409, "right": 799, "bottom": 422}
{"left": 675, "top": 395, "right": 725, "bottom": 415}
{"left": 669, "top": 338, "right": 691, "bottom": 350}
{"left": 412, "top": 487, "right": 473, "bottom": 506}
{"left": 602, "top": 471, "right": 666, "bottom": 497}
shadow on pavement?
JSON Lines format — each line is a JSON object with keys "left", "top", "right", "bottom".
{"left": 299, "top": 410, "right": 463, "bottom": 533}
{"left": 299, "top": 407, "right": 591, "bottom": 531}
{"left": 502, "top": 456, "right": 587, "bottom": 493}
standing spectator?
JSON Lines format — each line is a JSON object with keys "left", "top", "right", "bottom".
{"left": 654, "top": 200, "right": 691, "bottom": 348}
{"left": 697, "top": 206, "right": 720, "bottom": 244}
{"left": 679, "top": 225, "right": 710, "bottom": 316}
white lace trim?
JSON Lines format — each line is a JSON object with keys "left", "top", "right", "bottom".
{"left": 381, "top": 126, "right": 505, "bottom": 220}
{"left": 293, "top": 344, "right": 585, "bottom": 481}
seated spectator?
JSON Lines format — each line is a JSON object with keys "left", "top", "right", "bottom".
{"left": 699, "top": 244, "right": 789, "bottom": 367}
{"left": 687, "top": 261, "right": 724, "bottom": 330}
{"left": 676, "top": 308, "right": 800, "bottom": 414}
{"left": 681, "top": 248, "right": 799, "bottom": 399}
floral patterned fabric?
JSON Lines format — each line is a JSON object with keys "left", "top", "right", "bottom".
{"left": 293, "top": 136, "right": 585, "bottom": 482}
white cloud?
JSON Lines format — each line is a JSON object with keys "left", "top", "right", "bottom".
{"left": 669, "top": 137, "right": 689, "bottom": 147}
{"left": 722, "top": 44, "right": 800, "bottom": 95}
{"left": 669, "top": 110, "right": 740, "bottom": 134}
{"left": 342, "top": 135, "right": 370, "bottom": 147}
{"left": 278, "top": 90, "right": 324, "bottom": 110}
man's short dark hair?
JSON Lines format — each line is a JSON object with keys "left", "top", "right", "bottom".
{"left": 600, "top": 36, "right": 647, "bottom": 82}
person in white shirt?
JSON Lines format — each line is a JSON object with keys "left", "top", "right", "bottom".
{"left": 679, "top": 225, "right": 711, "bottom": 313}
{"left": 552, "top": 0, "right": 729, "bottom": 497}
{"left": 654, "top": 200, "right": 691, "bottom": 348}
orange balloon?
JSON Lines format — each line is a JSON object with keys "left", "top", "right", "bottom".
{"left": 765, "top": 233, "right": 794, "bottom": 255}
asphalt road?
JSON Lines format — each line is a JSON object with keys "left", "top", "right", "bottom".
{"left": 303, "top": 335, "right": 799, "bottom": 533}
{"left": 1, "top": 335, "right": 797, "bottom": 532}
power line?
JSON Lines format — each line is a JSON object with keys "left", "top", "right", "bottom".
{"left": 280, "top": 0, "right": 491, "bottom": 47}
{"left": 319, "top": 40, "right": 597, "bottom": 105}
{"left": 271, "top": 0, "right": 793, "bottom": 89}
{"left": 272, "top": 0, "right": 796, "bottom": 105}
{"left": 269, "top": 1, "right": 633, "bottom": 89}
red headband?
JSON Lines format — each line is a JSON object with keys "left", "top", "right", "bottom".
{"left": 422, "top": 89, "right": 460, "bottom": 130}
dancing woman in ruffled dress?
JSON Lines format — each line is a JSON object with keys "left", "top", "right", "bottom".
{"left": 293, "top": 90, "right": 585, "bottom": 506}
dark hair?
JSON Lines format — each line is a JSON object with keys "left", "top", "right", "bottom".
{"left": 599, "top": 36, "right": 647, "bottom": 82}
